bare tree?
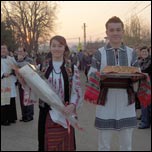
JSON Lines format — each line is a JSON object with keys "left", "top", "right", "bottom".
{"left": 1, "top": 1, "right": 58, "bottom": 55}
{"left": 123, "top": 14, "right": 151, "bottom": 47}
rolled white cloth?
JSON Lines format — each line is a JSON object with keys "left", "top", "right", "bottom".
{"left": 18, "top": 64, "right": 82, "bottom": 130}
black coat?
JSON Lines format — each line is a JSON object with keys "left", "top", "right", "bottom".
{"left": 139, "top": 56, "right": 151, "bottom": 78}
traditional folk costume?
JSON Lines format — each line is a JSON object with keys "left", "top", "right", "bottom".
{"left": 16, "top": 56, "right": 34, "bottom": 121}
{"left": 138, "top": 56, "right": 151, "bottom": 128}
{"left": 87, "top": 43, "right": 140, "bottom": 151}
{"left": 1, "top": 56, "right": 17, "bottom": 125}
{"left": 38, "top": 60, "right": 82, "bottom": 151}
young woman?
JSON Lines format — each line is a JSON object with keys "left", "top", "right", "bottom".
{"left": 38, "top": 35, "right": 82, "bottom": 151}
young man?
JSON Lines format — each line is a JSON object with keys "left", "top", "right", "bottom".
{"left": 88, "top": 16, "right": 139, "bottom": 151}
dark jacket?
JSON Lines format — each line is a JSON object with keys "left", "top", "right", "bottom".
{"left": 139, "top": 56, "right": 151, "bottom": 78}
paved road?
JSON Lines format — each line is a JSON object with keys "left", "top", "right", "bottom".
{"left": 1, "top": 72, "right": 151, "bottom": 151}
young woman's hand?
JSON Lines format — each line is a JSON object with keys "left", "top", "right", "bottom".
{"left": 62, "top": 103, "right": 76, "bottom": 116}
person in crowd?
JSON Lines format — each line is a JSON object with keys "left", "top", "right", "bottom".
{"left": 83, "top": 51, "right": 92, "bottom": 82}
{"left": 35, "top": 54, "right": 43, "bottom": 71}
{"left": 134, "top": 47, "right": 142, "bottom": 112}
{"left": 1, "top": 44, "right": 18, "bottom": 125}
{"left": 77, "top": 49, "right": 84, "bottom": 71}
{"left": 70, "top": 52, "right": 78, "bottom": 67}
{"left": 16, "top": 47, "right": 34, "bottom": 122}
{"left": 9, "top": 51, "right": 14, "bottom": 57}
{"left": 87, "top": 16, "right": 139, "bottom": 151}
{"left": 40, "top": 52, "right": 52, "bottom": 73}
{"left": 38, "top": 35, "right": 82, "bottom": 151}
{"left": 138, "top": 46, "right": 151, "bottom": 129}
{"left": 148, "top": 46, "right": 151, "bottom": 57}
{"left": 134, "top": 47, "right": 141, "bottom": 60}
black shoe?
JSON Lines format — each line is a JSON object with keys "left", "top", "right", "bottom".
{"left": 137, "top": 116, "right": 141, "bottom": 120}
{"left": 2, "top": 121, "right": 11, "bottom": 126}
{"left": 10, "top": 120, "right": 16, "bottom": 123}
{"left": 138, "top": 124, "right": 150, "bottom": 129}
{"left": 23, "top": 118, "right": 33, "bottom": 122}
{"left": 19, "top": 119, "right": 24, "bottom": 122}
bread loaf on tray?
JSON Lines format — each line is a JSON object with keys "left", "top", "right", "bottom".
{"left": 102, "top": 66, "right": 140, "bottom": 74}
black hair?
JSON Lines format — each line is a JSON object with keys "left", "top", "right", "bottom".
{"left": 140, "top": 46, "right": 149, "bottom": 52}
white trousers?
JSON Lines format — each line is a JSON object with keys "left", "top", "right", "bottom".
{"left": 98, "top": 128, "right": 134, "bottom": 151}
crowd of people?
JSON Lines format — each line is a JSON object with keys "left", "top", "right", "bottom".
{"left": 1, "top": 16, "right": 151, "bottom": 151}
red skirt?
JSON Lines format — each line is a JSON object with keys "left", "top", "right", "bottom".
{"left": 44, "top": 113, "right": 76, "bottom": 151}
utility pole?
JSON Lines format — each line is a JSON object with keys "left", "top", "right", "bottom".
{"left": 83, "top": 23, "right": 86, "bottom": 50}
{"left": 79, "top": 37, "right": 80, "bottom": 44}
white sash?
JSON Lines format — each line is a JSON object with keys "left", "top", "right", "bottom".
{"left": 1, "top": 77, "right": 11, "bottom": 105}
{"left": 1, "top": 57, "right": 12, "bottom": 105}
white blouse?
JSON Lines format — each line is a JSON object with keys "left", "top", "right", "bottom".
{"left": 48, "top": 61, "right": 82, "bottom": 128}
{"left": 48, "top": 61, "right": 64, "bottom": 101}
